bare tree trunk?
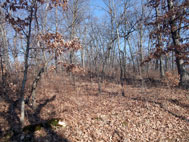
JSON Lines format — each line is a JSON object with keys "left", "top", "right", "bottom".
{"left": 128, "top": 39, "right": 136, "bottom": 72}
{"left": 117, "top": 29, "right": 125, "bottom": 96}
{"left": 81, "top": 27, "right": 86, "bottom": 68}
{"left": 160, "top": 57, "right": 165, "bottom": 78}
{"left": 98, "top": 70, "right": 102, "bottom": 95}
{"left": 81, "top": 49, "right": 85, "bottom": 68}
{"left": 138, "top": 2, "right": 145, "bottom": 77}
{"left": 0, "top": 26, "right": 9, "bottom": 91}
{"left": 165, "top": 55, "right": 168, "bottom": 72}
{"left": 123, "top": 36, "right": 127, "bottom": 78}
{"left": 20, "top": 6, "right": 34, "bottom": 128}
{"left": 171, "top": 51, "right": 174, "bottom": 71}
{"left": 156, "top": 5, "right": 165, "bottom": 78}
{"left": 31, "top": 67, "right": 44, "bottom": 110}
{"left": 138, "top": 40, "right": 142, "bottom": 76}
{"left": 123, "top": 1, "right": 128, "bottom": 78}
{"left": 0, "top": 16, "right": 10, "bottom": 71}
{"left": 115, "top": 18, "right": 125, "bottom": 96}
{"left": 138, "top": 24, "right": 144, "bottom": 86}
{"left": 0, "top": 47, "right": 6, "bottom": 94}
{"left": 146, "top": 36, "right": 151, "bottom": 77}
{"left": 155, "top": 60, "right": 159, "bottom": 70}
{"left": 138, "top": 2, "right": 145, "bottom": 86}
{"left": 69, "top": 0, "right": 79, "bottom": 87}
{"left": 30, "top": 55, "right": 53, "bottom": 110}
{"left": 55, "top": 6, "right": 58, "bottom": 73}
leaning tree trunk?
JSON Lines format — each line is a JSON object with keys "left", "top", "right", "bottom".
{"left": 30, "top": 54, "right": 53, "bottom": 110}
{"left": 30, "top": 67, "right": 45, "bottom": 110}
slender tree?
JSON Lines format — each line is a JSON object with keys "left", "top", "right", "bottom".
{"left": 1, "top": 0, "right": 68, "bottom": 128}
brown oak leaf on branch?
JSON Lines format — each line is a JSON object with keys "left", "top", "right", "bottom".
{"left": 37, "top": 32, "right": 82, "bottom": 55}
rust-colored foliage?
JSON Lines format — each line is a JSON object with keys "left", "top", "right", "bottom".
{"left": 143, "top": 0, "right": 189, "bottom": 65}
{"left": 37, "top": 32, "right": 81, "bottom": 55}
{"left": 1, "top": 0, "right": 82, "bottom": 63}
{"left": 163, "top": 71, "right": 180, "bottom": 87}
{"left": 63, "top": 63, "right": 86, "bottom": 74}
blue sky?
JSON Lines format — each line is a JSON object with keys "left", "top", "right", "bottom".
{"left": 90, "top": 0, "right": 106, "bottom": 17}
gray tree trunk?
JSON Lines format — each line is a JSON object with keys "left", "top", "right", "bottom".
{"left": 55, "top": 6, "right": 58, "bottom": 73}
{"left": 155, "top": 6, "right": 165, "bottom": 78}
{"left": 160, "top": 56, "right": 165, "bottom": 78}
{"left": 128, "top": 39, "right": 136, "bottom": 72}
{"left": 138, "top": 3, "right": 144, "bottom": 77}
{"left": 20, "top": 5, "right": 34, "bottom": 128}
{"left": 31, "top": 67, "right": 45, "bottom": 110}
{"left": 81, "top": 27, "right": 86, "bottom": 68}
{"left": 0, "top": 9, "right": 10, "bottom": 71}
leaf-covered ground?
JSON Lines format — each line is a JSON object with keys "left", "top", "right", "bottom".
{"left": 0, "top": 74, "right": 189, "bottom": 142}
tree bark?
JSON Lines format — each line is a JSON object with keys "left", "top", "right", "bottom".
{"left": 55, "top": 5, "right": 58, "bottom": 73}
{"left": 128, "top": 39, "right": 136, "bottom": 72}
{"left": 31, "top": 67, "right": 45, "bottom": 110}
{"left": 155, "top": 5, "right": 165, "bottom": 78}
{"left": 81, "top": 27, "right": 86, "bottom": 68}
{"left": 0, "top": 12, "right": 10, "bottom": 71}
{"left": 160, "top": 56, "right": 165, "bottom": 78}
{"left": 20, "top": 5, "right": 34, "bottom": 128}
{"left": 0, "top": 22, "right": 9, "bottom": 91}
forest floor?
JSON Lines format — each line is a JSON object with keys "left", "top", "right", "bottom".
{"left": 0, "top": 73, "right": 189, "bottom": 142}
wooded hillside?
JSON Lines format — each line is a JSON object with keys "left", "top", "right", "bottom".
{"left": 0, "top": 0, "right": 188, "bottom": 141}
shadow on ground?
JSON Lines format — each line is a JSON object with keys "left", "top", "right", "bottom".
{"left": 0, "top": 84, "right": 69, "bottom": 142}
{"left": 131, "top": 97, "right": 189, "bottom": 123}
